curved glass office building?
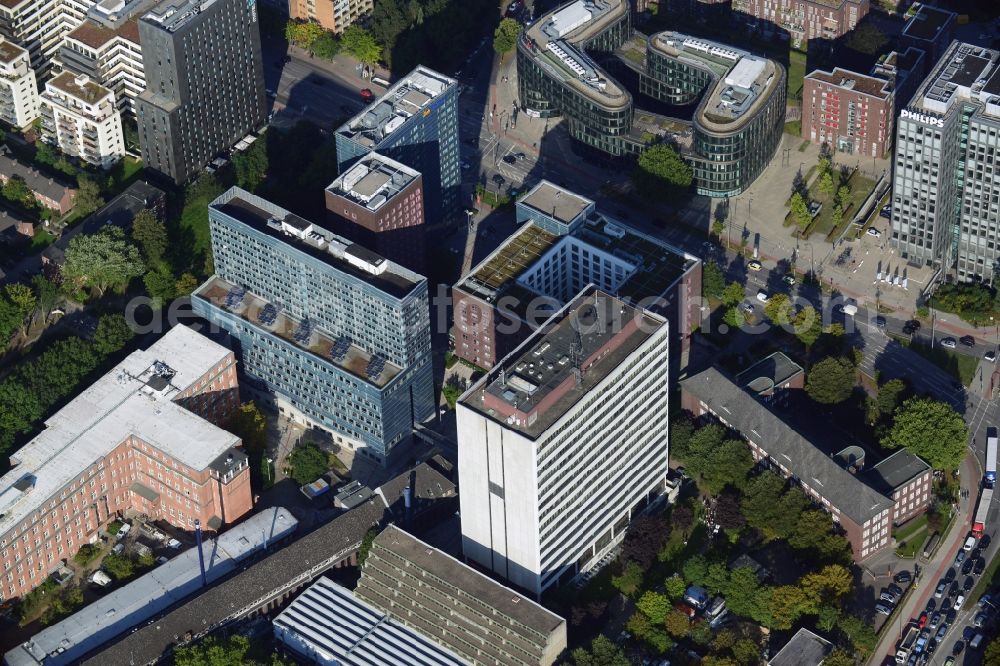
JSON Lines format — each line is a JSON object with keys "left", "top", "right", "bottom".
{"left": 518, "top": 1, "right": 785, "bottom": 197}
{"left": 517, "top": 0, "right": 633, "bottom": 156}
{"left": 647, "top": 33, "right": 786, "bottom": 197}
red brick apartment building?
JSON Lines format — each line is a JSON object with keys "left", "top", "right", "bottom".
{"left": 731, "top": 0, "right": 868, "bottom": 45}
{"left": 681, "top": 365, "right": 932, "bottom": 561}
{"left": 0, "top": 325, "right": 251, "bottom": 601}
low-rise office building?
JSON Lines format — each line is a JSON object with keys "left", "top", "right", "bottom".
{"left": 57, "top": 0, "right": 155, "bottom": 114}
{"left": 0, "top": 324, "right": 251, "bottom": 601}
{"left": 730, "top": 0, "right": 868, "bottom": 46}
{"left": 451, "top": 180, "right": 700, "bottom": 371}
{"left": 192, "top": 188, "right": 434, "bottom": 465}
{"left": 0, "top": 37, "right": 38, "bottom": 128}
{"left": 357, "top": 525, "right": 567, "bottom": 666}
{"left": 324, "top": 152, "right": 426, "bottom": 274}
{"left": 274, "top": 576, "right": 469, "bottom": 666}
{"left": 889, "top": 41, "right": 1000, "bottom": 282}
{"left": 0, "top": 145, "right": 76, "bottom": 214}
{"left": 680, "top": 365, "right": 933, "bottom": 561}
{"left": 39, "top": 72, "right": 125, "bottom": 169}
{"left": 458, "top": 288, "right": 671, "bottom": 596}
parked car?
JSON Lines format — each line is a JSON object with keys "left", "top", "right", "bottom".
{"left": 955, "top": 551, "right": 967, "bottom": 566}
{"left": 756, "top": 290, "right": 769, "bottom": 303}
{"left": 876, "top": 315, "right": 887, "bottom": 329}
{"left": 895, "top": 570, "right": 913, "bottom": 584}
{"left": 963, "top": 626, "right": 976, "bottom": 641}
{"left": 782, "top": 274, "right": 796, "bottom": 286}
{"left": 880, "top": 205, "right": 892, "bottom": 219}
{"left": 867, "top": 227, "right": 882, "bottom": 237}
{"left": 513, "top": 152, "right": 526, "bottom": 160}
{"left": 888, "top": 583, "right": 903, "bottom": 596}
{"left": 741, "top": 302, "right": 755, "bottom": 314}
{"left": 747, "top": 260, "right": 762, "bottom": 271}
{"left": 964, "top": 577, "right": 975, "bottom": 592}
{"left": 936, "top": 624, "right": 949, "bottom": 641}
{"left": 960, "top": 335, "right": 976, "bottom": 347}
{"left": 956, "top": 595, "right": 966, "bottom": 610}
{"left": 941, "top": 337, "right": 958, "bottom": 349}
{"left": 929, "top": 613, "right": 942, "bottom": 630}
{"left": 918, "top": 611, "right": 929, "bottom": 629}
{"left": 88, "top": 570, "right": 112, "bottom": 587}
{"left": 880, "top": 590, "right": 897, "bottom": 604}
{"left": 502, "top": 155, "right": 517, "bottom": 164}
{"left": 981, "top": 534, "right": 992, "bottom": 549}
{"left": 359, "top": 88, "right": 374, "bottom": 101}
{"left": 974, "top": 558, "right": 986, "bottom": 575}
{"left": 974, "top": 612, "right": 988, "bottom": 628}
{"left": 876, "top": 603, "right": 893, "bottom": 615}
{"left": 492, "top": 174, "right": 506, "bottom": 186}
{"left": 962, "top": 558, "right": 974, "bottom": 575}
{"left": 112, "top": 543, "right": 125, "bottom": 555}
{"left": 986, "top": 350, "right": 997, "bottom": 363}
{"left": 953, "top": 640, "right": 964, "bottom": 656}
{"left": 156, "top": 556, "right": 169, "bottom": 565}
{"left": 166, "top": 538, "right": 182, "bottom": 549}
{"left": 115, "top": 523, "right": 131, "bottom": 541}
{"left": 936, "top": 582, "right": 947, "bottom": 598}
{"left": 902, "top": 320, "right": 921, "bottom": 334}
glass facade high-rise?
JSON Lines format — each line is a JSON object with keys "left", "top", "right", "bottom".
{"left": 335, "top": 67, "right": 459, "bottom": 223}
{"left": 136, "top": 0, "right": 266, "bottom": 184}
{"left": 890, "top": 41, "right": 1000, "bottom": 283}
{"left": 192, "top": 187, "right": 435, "bottom": 465}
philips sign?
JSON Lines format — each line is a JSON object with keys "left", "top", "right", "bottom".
{"left": 901, "top": 109, "right": 944, "bottom": 128}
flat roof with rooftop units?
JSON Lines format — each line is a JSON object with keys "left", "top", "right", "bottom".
{"left": 902, "top": 3, "right": 956, "bottom": 43}
{"left": 651, "top": 32, "right": 781, "bottom": 133}
{"left": 909, "top": 41, "right": 1000, "bottom": 119}
{"left": 519, "top": 180, "right": 594, "bottom": 227}
{"left": 46, "top": 72, "right": 112, "bottom": 104}
{"left": 336, "top": 67, "right": 457, "bottom": 149}
{"left": 521, "top": 0, "right": 631, "bottom": 109}
{"left": 325, "top": 153, "right": 420, "bottom": 212}
{"left": 0, "top": 36, "right": 26, "bottom": 63}
{"left": 142, "top": 0, "right": 211, "bottom": 32}
{"left": 460, "top": 288, "right": 665, "bottom": 439}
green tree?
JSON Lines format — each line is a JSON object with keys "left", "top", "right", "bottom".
{"left": 806, "top": 356, "right": 856, "bottom": 404}
{"left": 143, "top": 263, "right": 177, "bottom": 306}
{"left": 883, "top": 397, "right": 968, "bottom": 470}
{"left": 31, "top": 275, "right": 61, "bottom": 320}
{"left": 626, "top": 611, "right": 674, "bottom": 653}
{"left": 984, "top": 638, "right": 1000, "bottom": 666}
{"left": 636, "top": 590, "right": 670, "bottom": 623}
{"left": 5, "top": 283, "right": 35, "bottom": 333}
{"left": 286, "top": 440, "right": 329, "bottom": 484}
{"left": 723, "top": 306, "right": 743, "bottom": 330}
{"left": 233, "top": 138, "right": 268, "bottom": 192}
{"left": 836, "top": 184, "right": 851, "bottom": 207}
{"left": 341, "top": 25, "right": 381, "bottom": 64}
{"left": 665, "top": 574, "right": 687, "bottom": 600}
{"left": 175, "top": 272, "right": 200, "bottom": 296}
{"left": 227, "top": 402, "right": 268, "bottom": 454}
{"left": 174, "top": 635, "right": 254, "bottom": 666}
{"left": 358, "top": 527, "right": 379, "bottom": 565}
{"left": 611, "top": 560, "right": 644, "bottom": 597}
{"left": 63, "top": 226, "right": 145, "bottom": 296}
{"left": 131, "top": 208, "right": 168, "bottom": 264}
{"left": 721, "top": 282, "right": 744, "bottom": 307}
{"left": 701, "top": 440, "right": 753, "bottom": 494}
{"left": 285, "top": 19, "right": 324, "bottom": 48}
{"left": 765, "top": 585, "right": 811, "bottom": 630}
{"left": 682, "top": 555, "right": 708, "bottom": 586}
{"left": 493, "top": 17, "right": 522, "bottom": 55}
{"left": 793, "top": 306, "right": 823, "bottom": 348}
{"left": 2, "top": 175, "right": 34, "bottom": 207}
{"left": 732, "top": 639, "right": 761, "bottom": 666}
{"left": 634, "top": 144, "right": 693, "bottom": 198}
{"left": 800, "top": 564, "right": 853, "bottom": 612}
{"left": 722, "top": 567, "right": 762, "bottom": 619}
{"left": 818, "top": 170, "right": 835, "bottom": 196}
{"left": 790, "top": 191, "right": 812, "bottom": 229}
{"left": 836, "top": 613, "right": 878, "bottom": 660}
{"left": 665, "top": 609, "right": 692, "bottom": 638}
{"left": 73, "top": 176, "right": 105, "bottom": 218}
{"left": 824, "top": 649, "right": 856, "bottom": 666}
{"left": 830, "top": 204, "right": 843, "bottom": 230}
{"left": 102, "top": 552, "right": 135, "bottom": 580}
{"left": 788, "top": 509, "right": 836, "bottom": 553}
{"left": 312, "top": 32, "right": 341, "bottom": 59}
{"left": 763, "top": 293, "right": 792, "bottom": 325}
{"left": 867, "top": 378, "right": 909, "bottom": 425}
{"left": 703, "top": 261, "right": 726, "bottom": 300}
{"left": 93, "top": 313, "right": 134, "bottom": 356}
{"left": 846, "top": 21, "right": 889, "bottom": 55}
{"left": 569, "top": 634, "right": 630, "bottom": 666}
{"left": 742, "top": 472, "right": 807, "bottom": 540}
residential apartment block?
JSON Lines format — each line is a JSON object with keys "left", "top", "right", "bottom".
{"left": 451, "top": 180, "right": 700, "bottom": 372}
{"left": 0, "top": 324, "right": 251, "bottom": 601}
{"left": 802, "top": 47, "right": 924, "bottom": 156}
{"left": 730, "top": 0, "right": 868, "bottom": 46}
{"left": 0, "top": 37, "right": 38, "bottom": 128}
{"left": 0, "top": 0, "right": 93, "bottom": 73}
{"left": 325, "top": 152, "right": 426, "bottom": 275}
{"left": 335, "top": 67, "right": 459, "bottom": 223}
{"left": 357, "top": 525, "right": 568, "bottom": 666}
{"left": 39, "top": 72, "right": 124, "bottom": 168}
{"left": 192, "top": 188, "right": 434, "bottom": 465}
{"left": 57, "top": 0, "right": 155, "bottom": 114}
{"left": 890, "top": 41, "right": 1000, "bottom": 282}
{"left": 289, "top": 0, "right": 372, "bottom": 34}
{"left": 458, "top": 288, "right": 671, "bottom": 596}
{"left": 0, "top": 145, "right": 76, "bottom": 214}
{"left": 136, "top": 0, "right": 266, "bottom": 184}
{"left": 274, "top": 576, "right": 466, "bottom": 666}
{"left": 681, "top": 365, "right": 932, "bottom": 560}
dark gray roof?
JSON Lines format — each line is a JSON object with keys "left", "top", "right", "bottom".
{"left": 377, "top": 460, "right": 456, "bottom": 519}
{"left": 680, "top": 367, "right": 894, "bottom": 525}
{"left": 42, "top": 180, "right": 164, "bottom": 265}
{"left": 768, "top": 628, "right": 833, "bottom": 666}
{"left": 82, "top": 499, "right": 387, "bottom": 666}
{"left": 866, "top": 449, "right": 931, "bottom": 495}
{"left": 0, "top": 146, "right": 74, "bottom": 202}
{"left": 735, "top": 351, "right": 803, "bottom": 394}
{"left": 367, "top": 525, "right": 565, "bottom": 635}
{"left": 903, "top": 5, "right": 955, "bottom": 42}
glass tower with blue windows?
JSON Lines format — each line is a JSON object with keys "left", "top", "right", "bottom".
{"left": 192, "top": 187, "right": 434, "bottom": 465}
{"left": 335, "top": 67, "right": 460, "bottom": 223}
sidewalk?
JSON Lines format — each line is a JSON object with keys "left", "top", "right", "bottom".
{"left": 866, "top": 456, "right": 977, "bottom": 665}
{"left": 284, "top": 43, "right": 391, "bottom": 87}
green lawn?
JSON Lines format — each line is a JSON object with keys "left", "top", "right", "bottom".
{"left": 788, "top": 49, "right": 807, "bottom": 101}
{"left": 904, "top": 339, "right": 980, "bottom": 386}
{"left": 895, "top": 515, "right": 928, "bottom": 542}
{"left": 784, "top": 119, "right": 802, "bottom": 136}
{"left": 28, "top": 228, "right": 55, "bottom": 251}
{"left": 178, "top": 193, "right": 216, "bottom": 264}
{"left": 785, "top": 169, "right": 875, "bottom": 240}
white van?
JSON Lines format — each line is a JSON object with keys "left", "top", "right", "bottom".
{"left": 970, "top": 634, "right": 984, "bottom": 649}
{"left": 965, "top": 535, "right": 977, "bottom": 551}
{"left": 955, "top": 594, "right": 966, "bottom": 610}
